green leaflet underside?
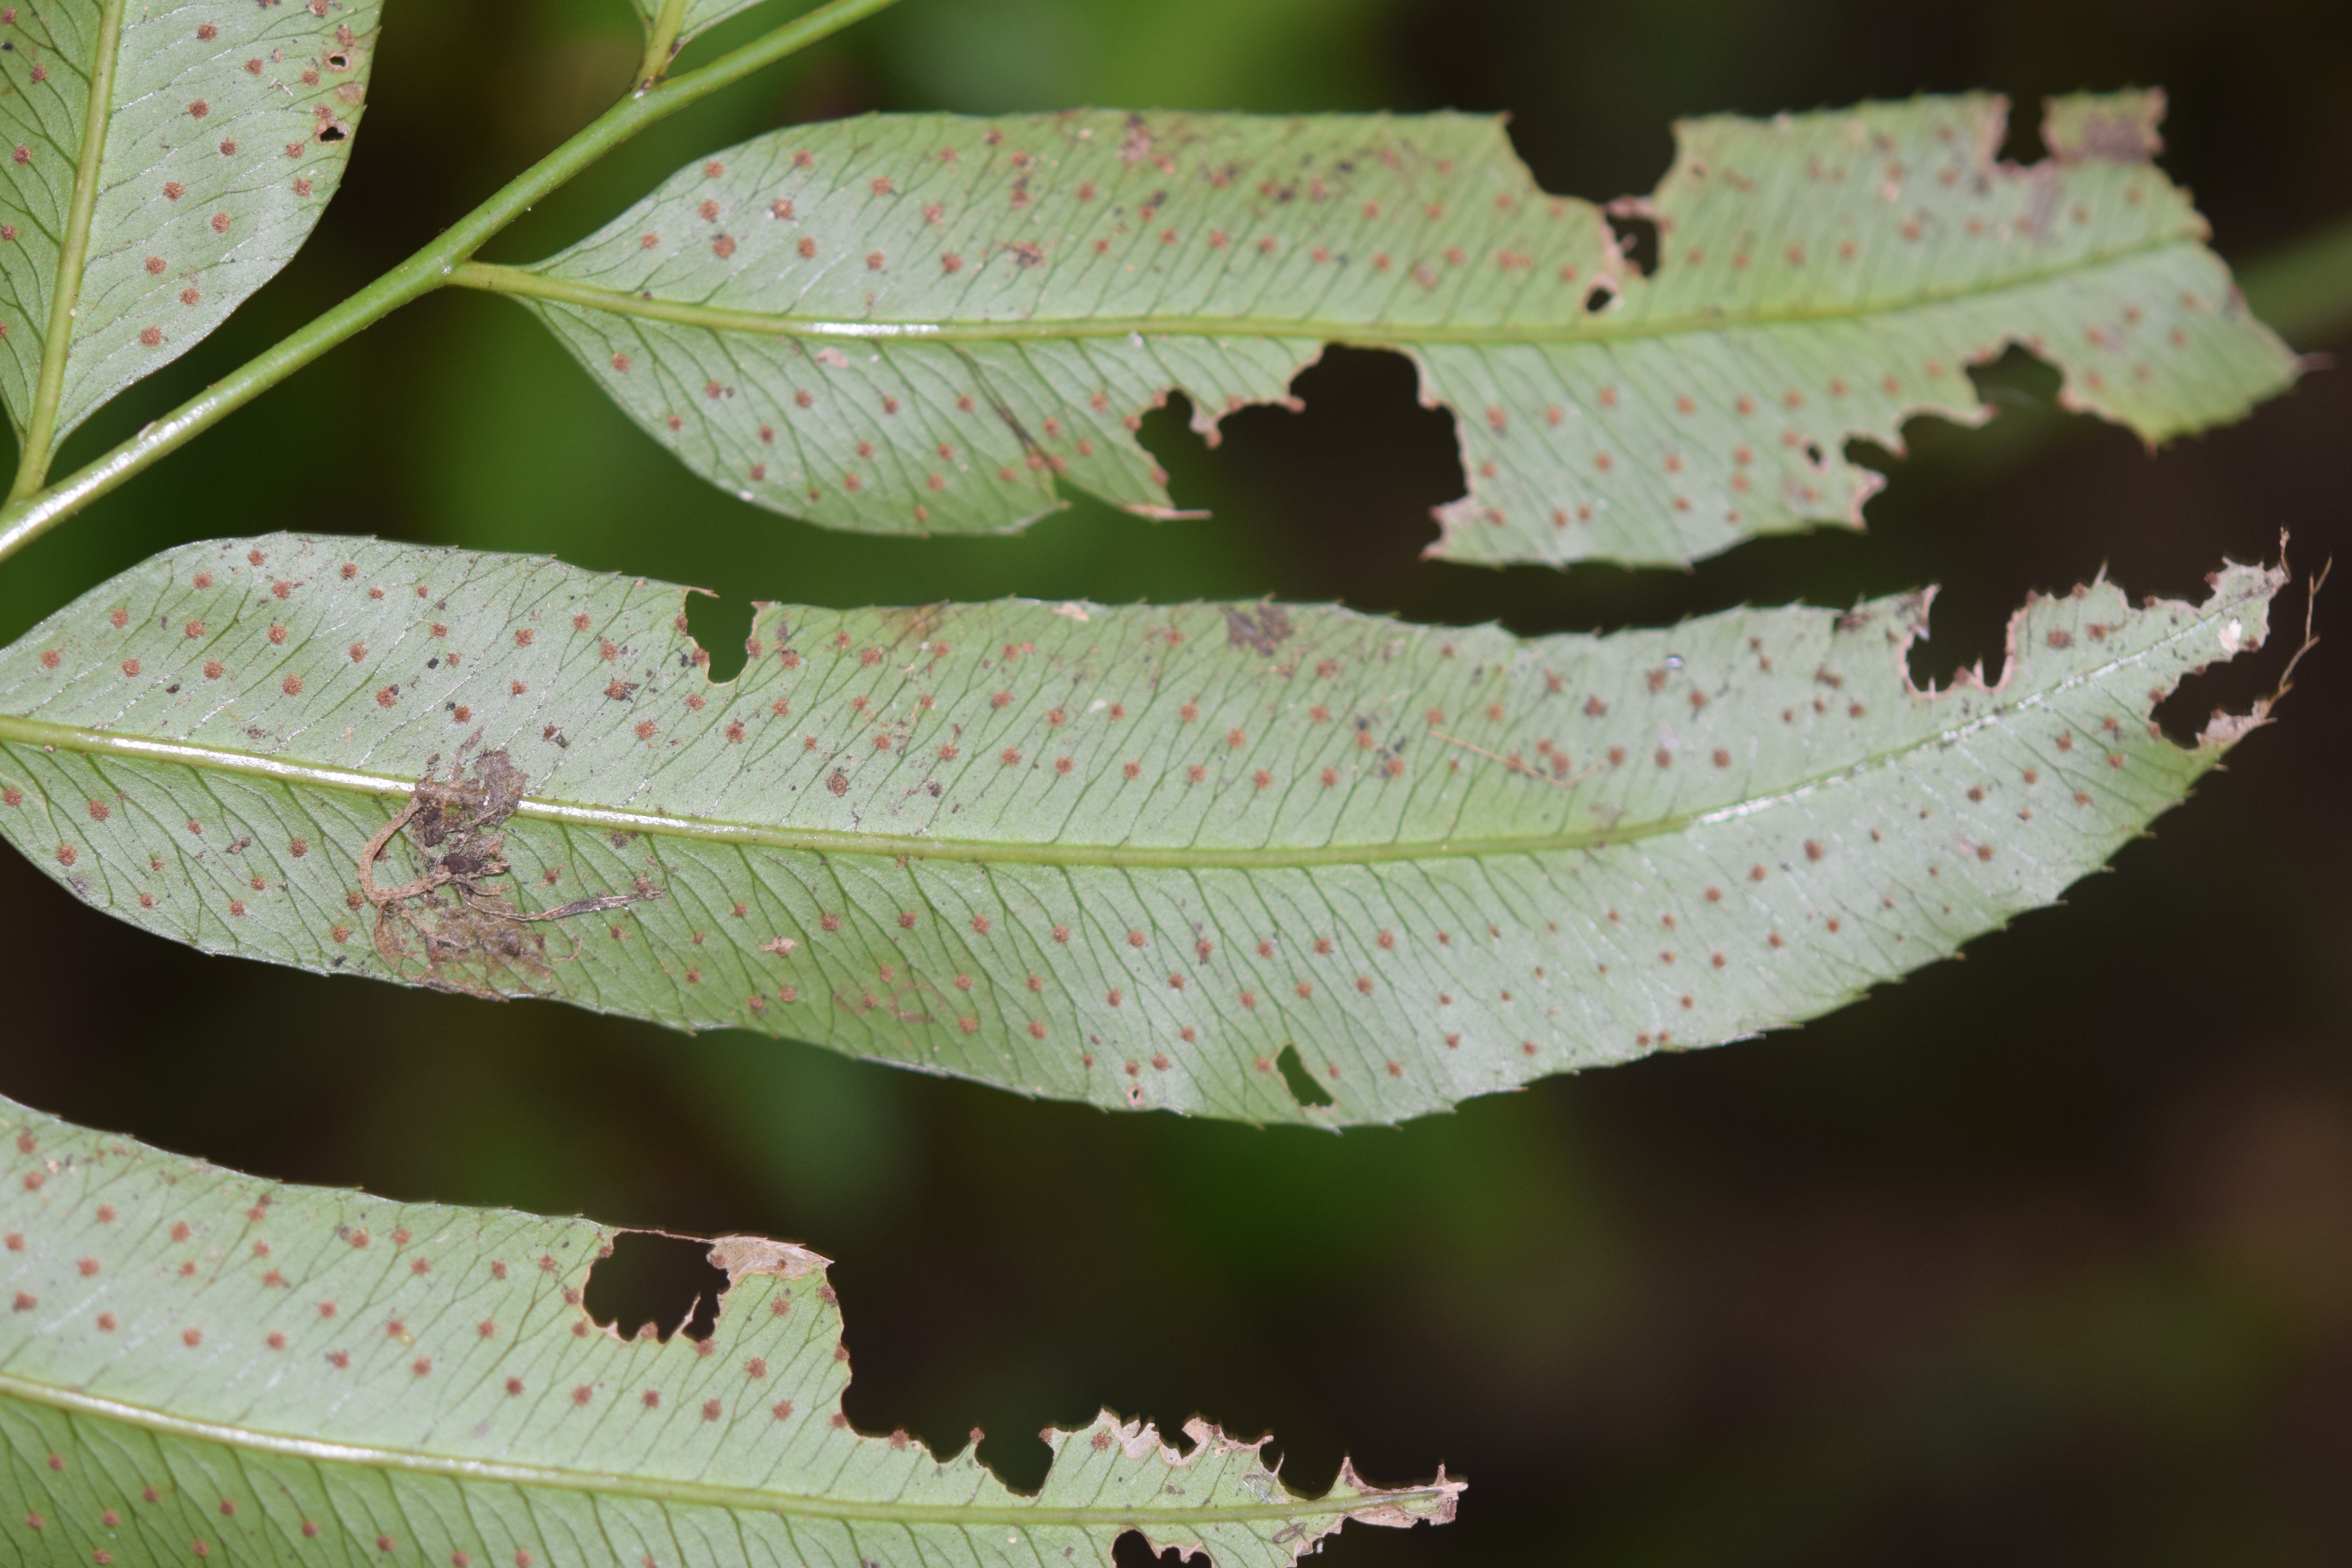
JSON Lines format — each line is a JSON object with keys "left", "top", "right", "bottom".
{"left": 476, "top": 90, "right": 2296, "bottom": 569}
{"left": 0, "top": 0, "right": 380, "bottom": 459}
{"left": 0, "top": 535, "right": 2281, "bottom": 1124}
{"left": 0, "top": 1097, "right": 1458, "bottom": 1567}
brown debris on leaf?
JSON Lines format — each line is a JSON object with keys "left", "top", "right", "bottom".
{"left": 707, "top": 1234, "right": 830, "bottom": 1281}
{"left": 1224, "top": 605, "right": 1294, "bottom": 655}
{"left": 1332, "top": 1455, "right": 1464, "bottom": 1529}
{"left": 2200, "top": 546, "right": 2328, "bottom": 750}
{"left": 1067, "top": 1415, "right": 1463, "bottom": 1559}
{"left": 360, "top": 748, "right": 661, "bottom": 996}
{"left": 2044, "top": 87, "right": 2166, "bottom": 164}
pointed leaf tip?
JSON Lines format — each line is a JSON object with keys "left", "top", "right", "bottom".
{"left": 1333, "top": 1456, "right": 1465, "bottom": 1528}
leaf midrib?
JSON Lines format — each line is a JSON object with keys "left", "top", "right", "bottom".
{"left": 7, "top": 0, "right": 126, "bottom": 499}
{"left": 0, "top": 616, "right": 2192, "bottom": 874}
{"left": 0, "top": 1370, "right": 1437, "bottom": 1528}
{"left": 457, "top": 225, "right": 2198, "bottom": 347}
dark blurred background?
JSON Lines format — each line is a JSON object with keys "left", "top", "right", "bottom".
{"left": 4, "top": 0, "right": 2351, "bottom": 1562}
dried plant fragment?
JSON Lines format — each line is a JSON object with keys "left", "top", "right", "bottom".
{"left": 361, "top": 749, "right": 659, "bottom": 996}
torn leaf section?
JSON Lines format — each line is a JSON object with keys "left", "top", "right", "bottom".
{"left": 2043, "top": 89, "right": 2167, "bottom": 164}
{"left": 1548, "top": 88, "right": 2285, "bottom": 562}
{"left": 0, "top": 535, "right": 2286, "bottom": 1125}
{"left": 488, "top": 92, "right": 2294, "bottom": 569}
{"left": 0, "top": 1096, "right": 1460, "bottom": 1566}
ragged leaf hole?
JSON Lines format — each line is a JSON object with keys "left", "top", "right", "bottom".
{"left": 681, "top": 593, "right": 752, "bottom": 683}
{"left": 1274, "top": 1045, "right": 1334, "bottom": 1108}
{"left": 1902, "top": 584, "right": 2013, "bottom": 694}
{"left": 1113, "top": 1530, "right": 1199, "bottom": 1566}
{"left": 1149, "top": 348, "right": 1466, "bottom": 578}
{"left": 1994, "top": 95, "right": 2052, "bottom": 167}
{"left": 2152, "top": 630, "right": 2283, "bottom": 747}
{"left": 1602, "top": 212, "right": 1657, "bottom": 276}
{"left": 1966, "top": 343, "right": 2065, "bottom": 417}
{"left": 581, "top": 1230, "right": 729, "bottom": 1343}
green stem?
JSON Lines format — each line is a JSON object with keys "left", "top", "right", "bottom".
{"left": 636, "top": 0, "right": 691, "bottom": 89}
{"left": 0, "top": 0, "right": 904, "bottom": 568}
{"left": 8, "top": 0, "right": 127, "bottom": 504}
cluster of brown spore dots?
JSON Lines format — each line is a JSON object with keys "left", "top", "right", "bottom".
{"left": 0, "top": 5, "right": 374, "bottom": 405}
